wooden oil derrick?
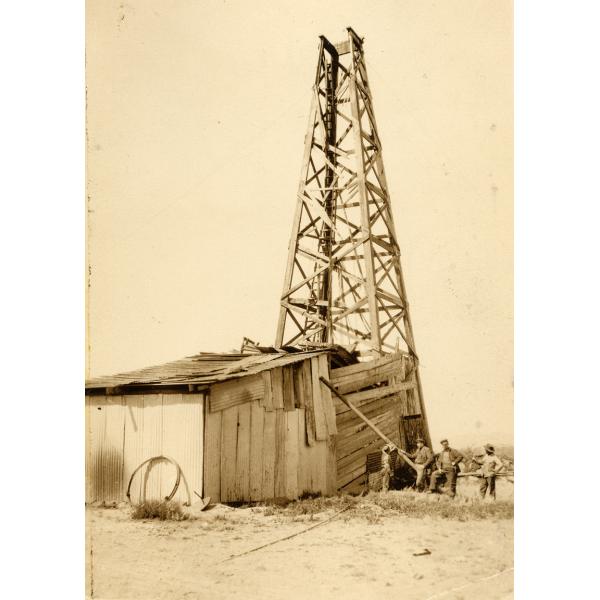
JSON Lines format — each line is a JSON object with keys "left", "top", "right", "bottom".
{"left": 275, "top": 28, "right": 431, "bottom": 450}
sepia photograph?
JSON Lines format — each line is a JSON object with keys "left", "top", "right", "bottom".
{"left": 85, "top": 2, "right": 513, "bottom": 598}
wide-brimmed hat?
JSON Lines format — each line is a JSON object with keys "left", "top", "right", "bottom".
{"left": 484, "top": 443, "right": 495, "bottom": 452}
{"left": 416, "top": 436, "right": 425, "bottom": 443}
{"left": 440, "top": 439, "right": 449, "bottom": 444}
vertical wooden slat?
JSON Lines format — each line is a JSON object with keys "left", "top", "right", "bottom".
{"left": 162, "top": 393, "right": 204, "bottom": 505}
{"left": 274, "top": 409, "right": 287, "bottom": 498}
{"left": 220, "top": 405, "right": 238, "bottom": 502}
{"left": 89, "top": 396, "right": 107, "bottom": 503}
{"left": 141, "top": 394, "right": 163, "bottom": 502}
{"left": 310, "top": 357, "right": 328, "bottom": 441}
{"left": 249, "top": 401, "right": 264, "bottom": 501}
{"left": 303, "top": 360, "right": 316, "bottom": 446}
{"left": 262, "top": 371, "right": 274, "bottom": 412}
{"left": 262, "top": 410, "right": 276, "bottom": 500}
{"left": 235, "top": 402, "right": 251, "bottom": 501}
{"left": 123, "top": 395, "right": 144, "bottom": 505}
{"left": 318, "top": 355, "right": 337, "bottom": 435}
{"left": 85, "top": 396, "right": 92, "bottom": 503}
{"left": 271, "top": 367, "right": 285, "bottom": 409}
{"left": 296, "top": 408, "right": 309, "bottom": 497}
{"left": 293, "top": 364, "right": 305, "bottom": 408}
{"left": 326, "top": 434, "right": 337, "bottom": 496}
{"left": 103, "top": 395, "right": 125, "bottom": 503}
{"left": 285, "top": 410, "right": 299, "bottom": 499}
{"left": 283, "top": 367, "right": 295, "bottom": 411}
{"left": 204, "top": 403, "right": 222, "bottom": 503}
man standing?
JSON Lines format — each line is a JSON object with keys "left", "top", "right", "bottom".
{"left": 475, "top": 443, "right": 504, "bottom": 500}
{"left": 428, "top": 439, "right": 464, "bottom": 498}
{"left": 402, "top": 436, "right": 433, "bottom": 491}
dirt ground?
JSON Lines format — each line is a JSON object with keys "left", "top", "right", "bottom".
{"left": 86, "top": 482, "right": 513, "bottom": 600}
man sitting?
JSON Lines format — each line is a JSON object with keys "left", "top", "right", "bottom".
{"left": 428, "top": 439, "right": 464, "bottom": 498}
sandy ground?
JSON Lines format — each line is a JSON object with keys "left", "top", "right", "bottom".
{"left": 87, "top": 485, "right": 513, "bottom": 600}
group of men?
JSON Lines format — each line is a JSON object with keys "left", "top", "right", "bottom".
{"left": 398, "top": 437, "right": 505, "bottom": 499}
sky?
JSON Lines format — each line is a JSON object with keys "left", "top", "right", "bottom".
{"left": 86, "top": 0, "right": 513, "bottom": 446}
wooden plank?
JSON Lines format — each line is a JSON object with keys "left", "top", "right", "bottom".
{"left": 333, "top": 361, "right": 403, "bottom": 394}
{"left": 274, "top": 409, "right": 287, "bottom": 498}
{"left": 331, "top": 352, "right": 402, "bottom": 380}
{"left": 285, "top": 410, "right": 299, "bottom": 499}
{"left": 271, "top": 368, "right": 285, "bottom": 410}
{"left": 122, "top": 395, "right": 144, "bottom": 505}
{"left": 103, "top": 396, "right": 125, "bottom": 503}
{"left": 210, "top": 374, "right": 264, "bottom": 412}
{"left": 262, "top": 371, "right": 274, "bottom": 412}
{"left": 235, "top": 402, "right": 251, "bottom": 502}
{"left": 220, "top": 405, "right": 238, "bottom": 502}
{"left": 326, "top": 434, "right": 337, "bottom": 496}
{"left": 249, "top": 401, "right": 264, "bottom": 501}
{"left": 296, "top": 408, "right": 310, "bottom": 496}
{"left": 336, "top": 396, "right": 399, "bottom": 429}
{"left": 282, "top": 367, "right": 295, "bottom": 411}
{"left": 335, "top": 381, "right": 417, "bottom": 414}
{"left": 262, "top": 410, "right": 276, "bottom": 500}
{"left": 310, "top": 357, "right": 328, "bottom": 441}
{"left": 302, "top": 360, "right": 316, "bottom": 446}
{"left": 203, "top": 407, "right": 222, "bottom": 504}
{"left": 318, "top": 355, "right": 337, "bottom": 435}
{"left": 293, "top": 364, "right": 305, "bottom": 408}
{"left": 140, "top": 394, "right": 163, "bottom": 503}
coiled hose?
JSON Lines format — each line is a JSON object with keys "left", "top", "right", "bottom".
{"left": 126, "top": 455, "right": 183, "bottom": 504}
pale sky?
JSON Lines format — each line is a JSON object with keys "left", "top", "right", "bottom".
{"left": 86, "top": 0, "right": 513, "bottom": 446}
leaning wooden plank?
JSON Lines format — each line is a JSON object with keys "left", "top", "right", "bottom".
{"left": 318, "top": 354, "right": 337, "bottom": 435}
{"left": 220, "top": 405, "right": 238, "bottom": 503}
{"left": 310, "top": 357, "right": 328, "bottom": 441}
{"left": 274, "top": 409, "right": 287, "bottom": 498}
{"left": 282, "top": 367, "right": 295, "bottom": 411}
{"left": 261, "top": 371, "right": 274, "bottom": 412}
{"left": 235, "top": 402, "right": 251, "bottom": 502}
{"left": 249, "top": 401, "right": 264, "bottom": 501}
{"left": 203, "top": 409, "right": 222, "bottom": 504}
{"left": 336, "top": 396, "right": 399, "bottom": 429}
{"left": 302, "top": 360, "right": 316, "bottom": 446}
{"left": 262, "top": 410, "right": 276, "bottom": 500}
{"left": 271, "top": 367, "right": 285, "bottom": 410}
{"left": 285, "top": 410, "right": 299, "bottom": 499}
{"left": 211, "top": 374, "right": 264, "bottom": 412}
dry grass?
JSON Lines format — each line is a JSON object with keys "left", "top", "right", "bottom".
{"left": 131, "top": 500, "right": 191, "bottom": 521}
{"left": 262, "top": 487, "right": 513, "bottom": 522}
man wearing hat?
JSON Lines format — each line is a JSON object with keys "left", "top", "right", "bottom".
{"left": 428, "top": 439, "right": 464, "bottom": 498}
{"left": 474, "top": 444, "right": 504, "bottom": 500}
{"left": 402, "top": 436, "right": 433, "bottom": 491}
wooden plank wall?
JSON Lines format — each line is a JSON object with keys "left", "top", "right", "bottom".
{"left": 86, "top": 393, "right": 204, "bottom": 505}
{"left": 331, "top": 352, "right": 423, "bottom": 494}
{"left": 203, "top": 356, "right": 336, "bottom": 503}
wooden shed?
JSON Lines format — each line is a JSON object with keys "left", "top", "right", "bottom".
{"left": 85, "top": 348, "right": 428, "bottom": 504}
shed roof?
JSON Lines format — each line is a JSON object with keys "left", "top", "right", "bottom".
{"left": 85, "top": 349, "right": 332, "bottom": 391}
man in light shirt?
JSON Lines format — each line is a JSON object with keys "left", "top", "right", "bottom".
{"left": 474, "top": 443, "right": 504, "bottom": 500}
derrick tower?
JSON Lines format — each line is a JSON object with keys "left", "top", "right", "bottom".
{"left": 275, "top": 27, "right": 431, "bottom": 453}
{"left": 276, "top": 28, "right": 422, "bottom": 360}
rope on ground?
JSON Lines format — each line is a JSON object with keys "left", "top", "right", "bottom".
{"left": 423, "top": 566, "right": 514, "bottom": 600}
{"left": 219, "top": 504, "right": 354, "bottom": 564}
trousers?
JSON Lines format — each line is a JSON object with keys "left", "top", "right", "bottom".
{"left": 415, "top": 464, "right": 427, "bottom": 490}
{"left": 479, "top": 475, "right": 496, "bottom": 499}
{"left": 429, "top": 467, "right": 458, "bottom": 497}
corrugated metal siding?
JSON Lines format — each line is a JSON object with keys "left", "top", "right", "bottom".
{"left": 86, "top": 392, "right": 204, "bottom": 505}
